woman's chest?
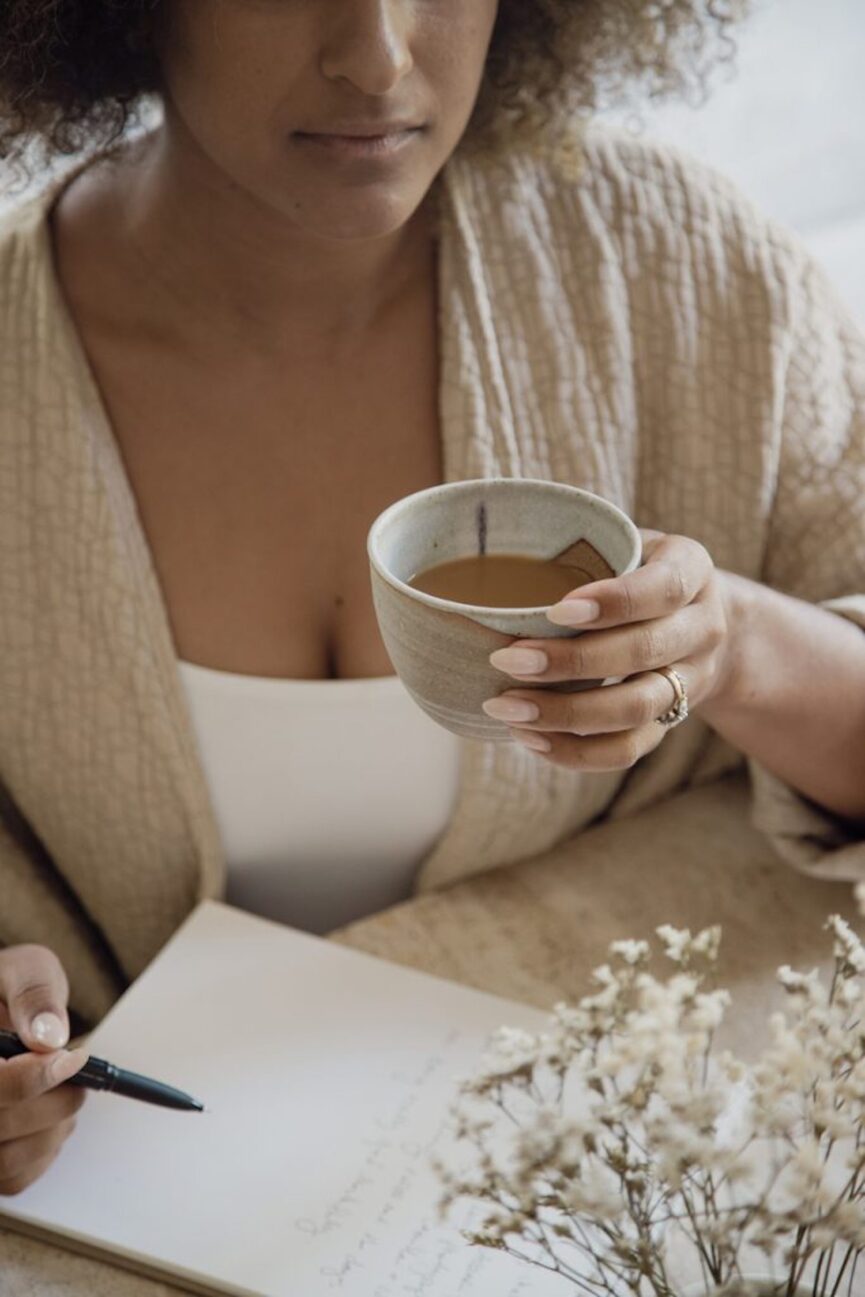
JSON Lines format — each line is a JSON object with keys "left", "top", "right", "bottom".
{"left": 102, "top": 347, "right": 443, "bottom": 681}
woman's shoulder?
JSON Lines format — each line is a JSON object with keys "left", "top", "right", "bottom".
{"left": 0, "top": 177, "right": 58, "bottom": 265}
{"left": 580, "top": 121, "right": 799, "bottom": 255}
{"left": 0, "top": 177, "right": 65, "bottom": 343}
{"left": 0, "top": 173, "right": 89, "bottom": 443}
{"left": 454, "top": 120, "right": 809, "bottom": 304}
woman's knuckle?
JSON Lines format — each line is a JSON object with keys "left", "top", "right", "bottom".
{"left": 566, "top": 640, "right": 589, "bottom": 677}
{"left": 688, "top": 537, "right": 711, "bottom": 566}
{"left": 10, "top": 986, "right": 63, "bottom": 1031}
{"left": 0, "top": 947, "right": 68, "bottom": 1021}
{"left": 616, "top": 580, "right": 636, "bottom": 621}
{"left": 16, "top": 974, "right": 55, "bottom": 1005}
{"left": 558, "top": 740, "right": 588, "bottom": 770}
{"left": 4, "top": 944, "right": 63, "bottom": 983}
{"left": 634, "top": 689, "right": 659, "bottom": 728}
{"left": 664, "top": 563, "right": 689, "bottom": 609}
{"left": 636, "top": 626, "right": 661, "bottom": 668}
{"left": 706, "top": 616, "right": 725, "bottom": 651}
{"left": 563, "top": 696, "right": 589, "bottom": 733}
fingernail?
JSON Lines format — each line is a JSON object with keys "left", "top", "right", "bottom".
{"left": 546, "top": 599, "right": 601, "bottom": 626}
{"left": 482, "top": 697, "right": 540, "bottom": 723}
{"left": 49, "top": 1046, "right": 89, "bottom": 1085}
{"left": 510, "top": 729, "right": 552, "bottom": 753}
{"left": 489, "top": 647, "right": 548, "bottom": 676}
{"left": 31, "top": 1012, "right": 67, "bottom": 1050}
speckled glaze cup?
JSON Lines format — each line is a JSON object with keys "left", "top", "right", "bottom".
{"left": 367, "top": 478, "right": 642, "bottom": 741}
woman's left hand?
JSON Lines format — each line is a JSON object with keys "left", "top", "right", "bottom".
{"left": 482, "top": 530, "right": 738, "bottom": 769}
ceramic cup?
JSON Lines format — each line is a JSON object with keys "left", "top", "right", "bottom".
{"left": 367, "top": 478, "right": 642, "bottom": 741}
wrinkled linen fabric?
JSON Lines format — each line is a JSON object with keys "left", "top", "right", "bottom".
{"left": 1, "top": 123, "right": 863, "bottom": 1025}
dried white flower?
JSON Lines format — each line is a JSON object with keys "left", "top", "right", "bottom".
{"left": 439, "top": 920, "right": 865, "bottom": 1297}
{"left": 691, "top": 924, "right": 723, "bottom": 961}
{"left": 655, "top": 924, "right": 692, "bottom": 963}
{"left": 777, "top": 964, "right": 821, "bottom": 1000}
{"left": 826, "top": 913, "right": 865, "bottom": 975}
{"left": 609, "top": 938, "right": 650, "bottom": 966}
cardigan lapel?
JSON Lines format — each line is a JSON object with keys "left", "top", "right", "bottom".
{"left": 0, "top": 190, "right": 224, "bottom": 981}
{"left": 0, "top": 153, "right": 622, "bottom": 960}
{"left": 413, "top": 156, "right": 621, "bottom": 893}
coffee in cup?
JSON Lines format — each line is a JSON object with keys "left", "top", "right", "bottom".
{"left": 407, "top": 552, "right": 595, "bottom": 608}
{"left": 367, "top": 478, "right": 641, "bottom": 741}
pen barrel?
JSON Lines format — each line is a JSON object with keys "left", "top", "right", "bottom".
{"left": 72, "top": 1057, "right": 202, "bottom": 1110}
{"left": 67, "top": 1057, "right": 118, "bottom": 1092}
{"left": 0, "top": 1029, "right": 29, "bottom": 1061}
{"left": 0, "top": 1029, "right": 111, "bottom": 1089}
{"left": 0, "top": 1031, "right": 115, "bottom": 1092}
{"left": 0, "top": 1029, "right": 202, "bottom": 1110}
{"left": 110, "top": 1068, "right": 203, "bottom": 1110}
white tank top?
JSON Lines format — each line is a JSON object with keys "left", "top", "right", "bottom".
{"left": 176, "top": 662, "right": 461, "bottom": 934}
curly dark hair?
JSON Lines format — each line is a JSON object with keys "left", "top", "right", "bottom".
{"left": 0, "top": 0, "right": 746, "bottom": 172}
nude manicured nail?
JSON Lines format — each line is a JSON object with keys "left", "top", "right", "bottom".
{"left": 30, "top": 1012, "right": 67, "bottom": 1050}
{"left": 49, "top": 1047, "right": 89, "bottom": 1086}
{"left": 489, "top": 648, "right": 548, "bottom": 676}
{"left": 482, "top": 697, "right": 540, "bottom": 723}
{"left": 546, "top": 599, "right": 601, "bottom": 626}
{"left": 510, "top": 729, "right": 552, "bottom": 753}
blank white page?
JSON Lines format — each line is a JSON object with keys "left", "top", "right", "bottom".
{"left": 0, "top": 901, "right": 566, "bottom": 1296}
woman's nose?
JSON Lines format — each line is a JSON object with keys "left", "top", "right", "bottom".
{"left": 319, "top": 0, "right": 414, "bottom": 95}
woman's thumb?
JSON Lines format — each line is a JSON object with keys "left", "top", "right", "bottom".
{"left": 0, "top": 945, "right": 70, "bottom": 1051}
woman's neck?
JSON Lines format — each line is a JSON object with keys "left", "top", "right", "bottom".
{"left": 61, "top": 121, "right": 437, "bottom": 360}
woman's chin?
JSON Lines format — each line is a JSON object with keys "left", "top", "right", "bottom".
{"left": 282, "top": 194, "right": 424, "bottom": 244}
{"left": 256, "top": 146, "right": 434, "bottom": 242}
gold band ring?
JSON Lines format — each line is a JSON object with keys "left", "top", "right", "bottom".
{"left": 654, "top": 666, "right": 689, "bottom": 729}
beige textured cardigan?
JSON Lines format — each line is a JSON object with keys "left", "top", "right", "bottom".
{"left": 2, "top": 124, "right": 864, "bottom": 1028}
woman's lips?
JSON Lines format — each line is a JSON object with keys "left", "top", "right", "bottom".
{"left": 291, "top": 128, "right": 422, "bottom": 160}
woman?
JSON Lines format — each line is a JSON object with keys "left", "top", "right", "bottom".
{"left": 0, "top": 0, "right": 864, "bottom": 1195}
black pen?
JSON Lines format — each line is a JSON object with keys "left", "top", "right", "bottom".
{"left": 0, "top": 1029, "right": 205, "bottom": 1112}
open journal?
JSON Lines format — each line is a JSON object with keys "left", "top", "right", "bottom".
{"left": 0, "top": 900, "right": 569, "bottom": 1296}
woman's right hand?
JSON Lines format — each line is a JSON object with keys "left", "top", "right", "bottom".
{"left": 0, "top": 945, "right": 90, "bottom": 1195}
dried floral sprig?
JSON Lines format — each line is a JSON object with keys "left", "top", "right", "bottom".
{"left": 437, "top": 899, "right": 865, "bottom": 1297}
